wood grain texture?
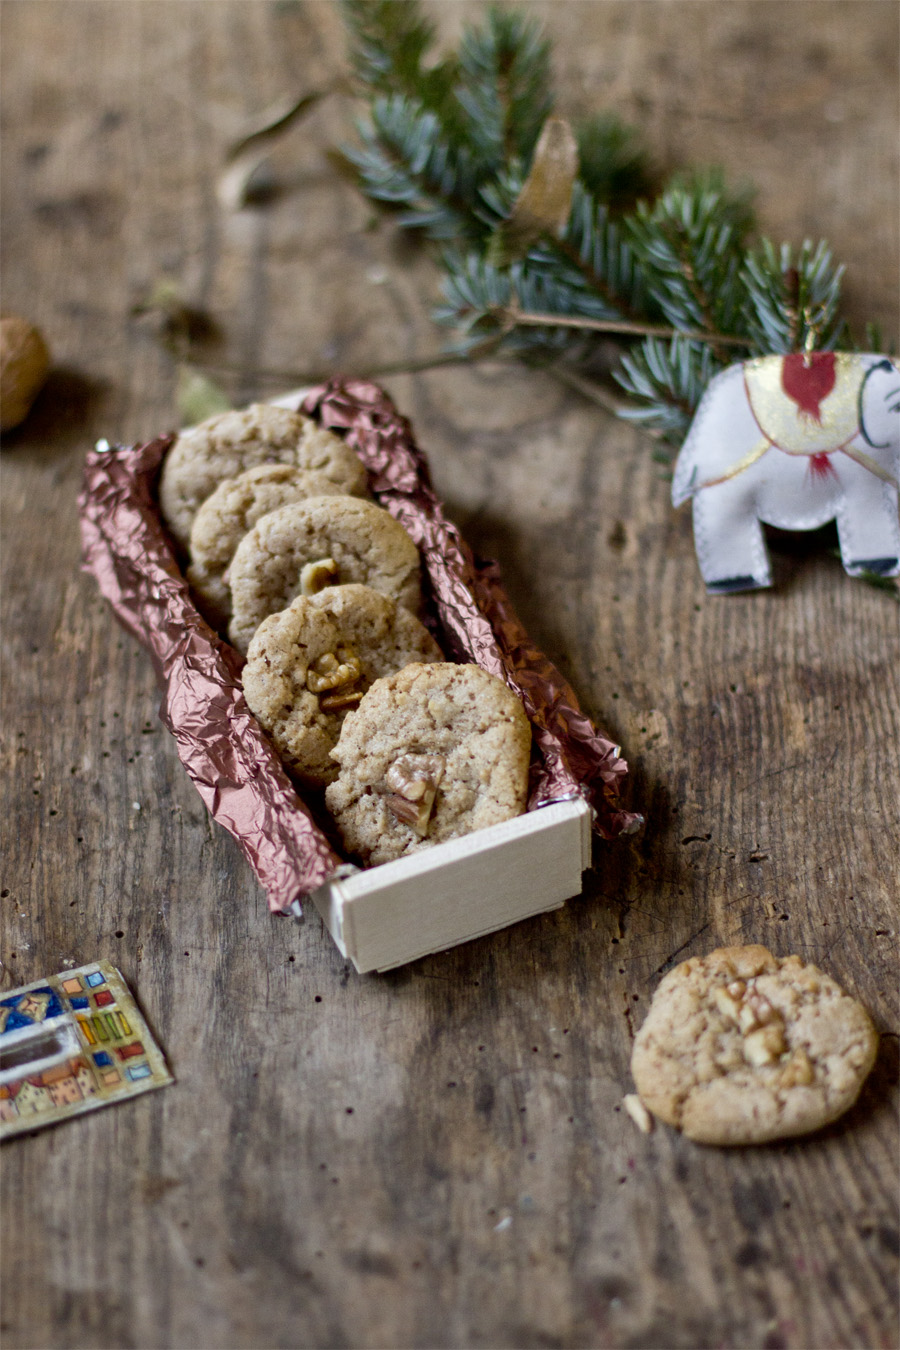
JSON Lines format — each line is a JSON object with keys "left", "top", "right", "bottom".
{"left": 1, "top": 3, "right": 897, "bottom": 1348}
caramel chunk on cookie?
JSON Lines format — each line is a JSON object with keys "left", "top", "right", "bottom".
{"left": 187, "top": 463, "right": 366, "bottom": 629}
{"left": 159, "top": 404, "right": 368, "bottom": 549}
{"left": 227, "top": 497, "right": 422, "bottom": 653}
{"left": 630, "top": 945, "right": 878, "bottom": 1145}
{"left": 242, "top": 586, "right": 442, "bottom": 788}
{"left": 325, "top": 662, "right": 532, "bottom": 866}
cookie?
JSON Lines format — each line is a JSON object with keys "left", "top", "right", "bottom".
{"left": 159, "top": 403, "right": 368, "bottom": 550}
{"left": 325, "top": 662, "right": 532, "bottom": 866}
{"left": 227, "top": 496, "right": 423, "bottom": 654}
{"left": 630, "top": 944, "right": 878, "bottom": 1145}
{"left": 242, "top": 585, "right": 443, "bottom": 788}
{"left": 187, "top": 463, "right": 366, "bottom": 629}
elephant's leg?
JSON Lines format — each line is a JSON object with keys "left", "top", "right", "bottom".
{"left": 834, "top": 461, "right": 900, "bottom": 577}
{"left": 691, "top": 480, "right": 771, "bottom": 592}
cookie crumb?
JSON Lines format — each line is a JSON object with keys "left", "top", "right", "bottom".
{"left": 622, "top": 1093, "right": 654, "bottom": 1134}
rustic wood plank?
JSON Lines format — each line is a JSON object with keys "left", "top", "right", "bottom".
{"left": 2, "top": 3, "right": 897, "bottom": 1348}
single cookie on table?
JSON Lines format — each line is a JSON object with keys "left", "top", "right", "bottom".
{"left": 187, "top": 463, "right": 367, "bottom": 629}
{"left": 325, "top": 662, "right": 532, "bottom": 866}
{"left": 630, "top": 944, "right": 878, "bottom": 1145}
{"left": 242, "top": 585, "right": 443, "bottom": 788}
{"left": 159, "top": 403, "right": 368, "bottom": 550}
{"left": 227, "top": 496, "right": 423, "bottom": 654}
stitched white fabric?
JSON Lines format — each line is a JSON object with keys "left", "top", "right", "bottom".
{"left": 672, "top": 353, "right": 900, "bottom": 591}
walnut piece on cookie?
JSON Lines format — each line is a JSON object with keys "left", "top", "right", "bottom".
{"left": 630, "top": 944, "right": 878, "bottom": 1145}
{"left": 227, "top": 496, "right": 423, "bottom": 654}
{"left": 242, "top": 585, "right": 442, "bottom": 788}
{"left": 187, "top": 463, "right": 365, "bottom": 629}
{"left": 158, "top": 403, "right": 368, "bottom": 550}
{"left": 325, "top": 662, "right": 532, "bottom": 866}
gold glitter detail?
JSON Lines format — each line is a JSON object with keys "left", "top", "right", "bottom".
{"left": 744, "top": 353, "right": 859, "bottom": 454}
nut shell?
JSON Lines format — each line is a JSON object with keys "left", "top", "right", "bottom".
{"left": 1, "top": 316, "right": 50, "bottom": 432}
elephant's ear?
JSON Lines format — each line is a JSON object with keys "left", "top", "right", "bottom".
{"left": 859, "top": 357, "right": 900, "bottom": 449}
{"left": 671, "top": 380, "right": 723, "bottom": 506}
{"left": 671, "top": 430, "right": 703, "bottom": 505}
{"left": 671, "top": 380, "right": 726, "bottom": 506}
{"left": 671, "top": 362, "right": 759, "bottom": 506}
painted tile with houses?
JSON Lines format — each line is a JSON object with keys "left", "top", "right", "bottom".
{"left": 0, "top": 962, "right": 172, "bottom": 1138}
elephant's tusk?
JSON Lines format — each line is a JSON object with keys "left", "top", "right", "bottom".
{"left": 837, "top": 444, "right": 898, "bottom": 487}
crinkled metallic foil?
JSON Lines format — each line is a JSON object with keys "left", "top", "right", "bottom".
{"left": 79, "top": 434, "right": 342, "bottom": 910}
{"left": 79, "top": 381, "right": 640, "bottom": 916}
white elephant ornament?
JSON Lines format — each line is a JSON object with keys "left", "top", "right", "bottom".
{"left": 672, "top": 352, "right": 900, "bottom": 592}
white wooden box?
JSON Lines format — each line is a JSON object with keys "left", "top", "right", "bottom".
{"left": 84, "top": 394, "right": 621, "bottom": 976}
{"left": 310, "top": 797, "right": 593, "bottom": 973}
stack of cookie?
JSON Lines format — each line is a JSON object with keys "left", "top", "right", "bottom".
{"left": 158, "top": 405, "right": 532, "bottom": 864}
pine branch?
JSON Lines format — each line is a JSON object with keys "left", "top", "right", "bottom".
{"left": 626, "top": 172, "right": 756, "bottom": 353}
{"left": 346, "top": 95, "right": 481, "bottom": 240}
{"left": 742, "top": 238, "right": 847, "bottom": 353}
{"left": 547, "top": 182, "right": 652, "bottom": 320}
{"left": 341, "top": 0, "right": 462, "bottom": 133}
{"left": 574, "top": 112, "right": 654, "bottom": 211}
{"left": 436, "top": 254, "right": 589, "bottom": 357}
{"left": 342, "top": 5, "right": 555, "bottom": 239}
{"left": 339, "top": 4, "right": 859, "bottom": 442}
{"left": 456, "top": 7, "right": 554, "bottom": 169}
{"left": 495, "top": 307, "right": 750, "bottom": 348}
{"left": 436, "top": 184, "right": 655, "bottom": 353}
{"left": 614, "top": 336, "right": 724, "bottom": 447}
{"left": 342, "top": 0, "right": 434, "bottom": 91}
{"left": 475, "top": 170, "right": 651, "bottom": 320}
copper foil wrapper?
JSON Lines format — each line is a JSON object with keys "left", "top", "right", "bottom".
{"left": 79, "top": 379, "right": 640, "bottom": 915}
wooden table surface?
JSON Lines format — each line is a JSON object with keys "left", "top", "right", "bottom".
{"left": 2, "top": 4, "right": 898, "bottom": 1347}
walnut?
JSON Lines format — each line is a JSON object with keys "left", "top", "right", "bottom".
{"left": 715, "top": 977, "right": 781, "bottom": 1037}
{"left": 383, "top": 794, "right": 423, "bottom": 828}
{"left": 779, "top": 1046, "right": 814, "bottom": 1088}
{"left": 713, "top": 986, "right": 743, "bottom": 1025}
{"left": 738, "top": 992, "right": 777, "bottom": 1034}
{"left": 319, "top": 688, "right": 363, "bottom": 712}
{"left": 715, "top": 978, "right": 788, "bottom": 1067}
{"left": 300, "top": 557, "right": 339, "bottom": 596}
{"left": 306, "top": 646, "right": 362, "bottom": 694}
{"left": 1, "top": 315, "right": 50, "bottom": 432}
{"left": 384, "top": 753, "right": 445, "bottom": 837}
{"left": 743, "top": 1022, "right": 787, "bottom": 1067}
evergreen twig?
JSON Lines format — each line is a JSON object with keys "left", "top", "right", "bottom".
{"left": 340, "top": 1, "right": 862, "bottom": 443}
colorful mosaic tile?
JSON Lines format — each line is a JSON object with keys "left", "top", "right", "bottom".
{"left": 116, "top": 1042, "right": 144, "bottom": 1061}
{"left": 0, "top": 963, "right": 172, "bottom": 1139}
{"left": 0, "top": 987, "right": 63, "bottom": 1033}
